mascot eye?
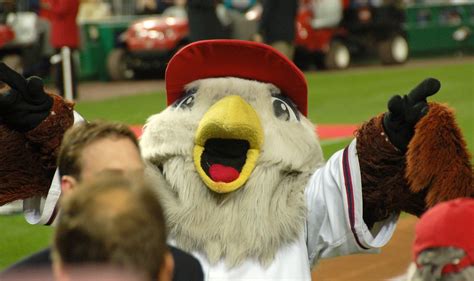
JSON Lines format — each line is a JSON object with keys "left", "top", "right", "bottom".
{"left": 271, "top": 95, "right": 300, "bottom": 122}
{"left": 174, "top": 88, "right": 197, "bottom": 109}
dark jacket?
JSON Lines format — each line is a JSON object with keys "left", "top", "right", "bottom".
{"left": 1, "top": 246, "right": 204, "bottom": 281}
{"left": 186, "top": 0, "right": 229, "bottom": 41}
{"left": 259, "top": 0, "right": 298, "bottom": 43}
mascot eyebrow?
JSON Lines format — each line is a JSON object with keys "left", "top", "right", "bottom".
{"left": 173, "top": 87, "right": 198, "bottom": 109}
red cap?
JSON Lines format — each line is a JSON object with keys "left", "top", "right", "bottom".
{"left": 413, "top": 198, "right": 474, "bottom": 273}
{"left": 165, "top": 40, "right": 308, "bottom": 116}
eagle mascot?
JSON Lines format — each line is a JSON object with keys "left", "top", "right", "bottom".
{"left": 0, "top": 40, "right": 472, "bottom": 280}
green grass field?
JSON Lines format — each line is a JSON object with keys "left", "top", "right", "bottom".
{"left": 1, "top": 61, "right": 472, "bottom": 270}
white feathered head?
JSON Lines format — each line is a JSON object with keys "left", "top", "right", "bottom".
{"left": 140, "top": 40, "right": 324, "bottom": 266}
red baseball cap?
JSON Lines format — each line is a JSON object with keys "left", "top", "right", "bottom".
{"left": 165, "top": 40, "right": 308, "bottom": 116}
{"left": 413, "top": 198, "right": 474, "bottom": 274}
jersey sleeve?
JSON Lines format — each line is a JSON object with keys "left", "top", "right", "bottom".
{"left": 305, "top": 139, "right": 399, "bottom": 267}
{"left": 22, "top": 111, "right": 85, "bottom": 226}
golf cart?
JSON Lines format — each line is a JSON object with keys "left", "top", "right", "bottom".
{"left": 295, "top": 0, "right": 408, "bottom": 70}
{"left": 106, "top": 2, "right": 262, "bottom": 80}
{"left": 107, "top": 6, "right": 189, "bottom": 80}
{"left": 404, "top": 0, "right": 474, "bottom": 56}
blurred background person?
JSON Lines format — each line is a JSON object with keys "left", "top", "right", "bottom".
{"left": 218, "top": 0, "right": 259, "bottom": 40}
{"left": 187, "top": 0, "right": 229, "bottom": 41}
{"left": 407, "top": 198, "right": 474, "bottom": 281}
{"left": 77, "top": 0, "right": 112, "bottom": 22}
{"left": 156, "top": 0, "right": 178, "bottom": 14}
{"left": 41, "top": 0, "right": 80, "bottom": 100}
{"left": 255, "top": 0, "right": 299, "bottom": 59}
{"left": 18, "top": 0, "right": 55, "bottom": 78}
{"left": 0, "top": 0, "right": 15, "bottom": 22}
{"left": 52, "top": 172, "right": 174, "bottom": 281}
{"left": 136, "top": 0, "right": 158, "bottom": 14}
{"left": 136, "top": 0, "right": 176, "bottom": 14}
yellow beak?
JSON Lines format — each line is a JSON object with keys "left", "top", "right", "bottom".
{"left": 193, "top": 95, "right": 264, "bottom": 193}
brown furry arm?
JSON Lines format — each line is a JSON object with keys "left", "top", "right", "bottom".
{"left": 0, "top": 125, "right": 54, "bottom": 205}
{"left": 357, "top": 103, "right": 473, "bottom": 229}
{"left": 406, "top": 103, "right": 473, "bottom": 207}
{"left": 0, "top": 94, "right": 74, "bottom": 205}
{"left": 24, "top": 94, "right": 74, "bottom": 171}
{"left": 356, "top": 114, "right": 427, "bottom": 229}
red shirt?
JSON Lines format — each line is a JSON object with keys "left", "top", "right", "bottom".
{"left": 39, "top": 0, "right": 52, "bottom": 20}
{"left": 48, "top": 0, "right": 80, "bottom": 48}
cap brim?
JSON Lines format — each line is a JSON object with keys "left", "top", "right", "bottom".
{"left": 165, "top": 39, "right": 308, "bottom": 116}
{"left": 413, "top": 198, "right": 474, "bottom": 264}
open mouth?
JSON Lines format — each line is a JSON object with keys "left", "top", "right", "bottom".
{"left": 201, "top": 138, "right": 250, "bottom": 183}
{"left": 193, "top": 95, "right": 263, "bottom": 193}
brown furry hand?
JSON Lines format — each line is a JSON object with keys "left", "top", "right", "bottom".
{"left": 406, "top": 103, "right": 473, "bottom": 208}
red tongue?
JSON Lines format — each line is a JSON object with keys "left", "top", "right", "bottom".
{"left": 209, "top": 164, "right": 240, "bottom": 183}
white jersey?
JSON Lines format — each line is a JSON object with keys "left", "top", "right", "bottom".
{"left": 22, "top": 111, "right": 85, "bottom": 226}
{"left": 173, "top": 140, "right": 399, "bottom": 280}
{"left": 26, "top": 131, "right": 398, "bottom": 279}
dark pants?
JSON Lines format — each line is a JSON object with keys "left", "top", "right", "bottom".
{"left": 54, "top": 48, "right": 78, "bottom": 100}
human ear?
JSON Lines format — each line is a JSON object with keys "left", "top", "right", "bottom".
{"left": 60, "top": 175, "right": 78, "bottom": 195}
{"left": 157, "top": 251, "right": 174, "bottom": 281}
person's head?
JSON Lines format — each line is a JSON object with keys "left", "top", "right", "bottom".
{"left": 411, "top": 198, "right": 474, "bottom": 281}
{"left": 57, "top": 121, "right": 144, "bottom": 193}
{"left": 52, "top": 172, "right": 174, "bottom": 281}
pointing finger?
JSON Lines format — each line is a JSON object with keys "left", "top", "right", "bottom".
{"left": 407, "top": 78, "right": 441, "bottom": 103}
{"left": 0, "top": 63, "right": 27, "bottom": 94}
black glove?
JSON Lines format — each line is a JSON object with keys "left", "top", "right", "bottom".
{"left": 383, "top": 78, "right": 441, "bottom": 152}
{"left": 0, "top": 63, "right": 53, "bottom": 132}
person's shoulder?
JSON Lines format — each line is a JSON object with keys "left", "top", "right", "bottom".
{"left": 1, "top": 247, "right": 53, "bottom": 278}
{"left": 169, "top": 245, "right": 204, "bottom": 281}
{"left": 170, "top": 245, "right": 202, "bottom": 268}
